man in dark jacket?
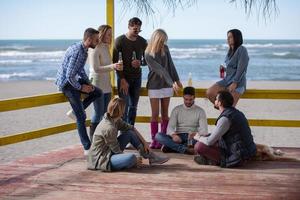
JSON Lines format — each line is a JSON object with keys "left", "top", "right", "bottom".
{"left": 194, "top": 90, "right": 256, "bottom": 167}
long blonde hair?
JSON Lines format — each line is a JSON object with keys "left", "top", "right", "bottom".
{"left": 145, "top": 29, "right": 168, "bottom": 57}
{"left": 107, "top": 97, "right": 126, "bottom": 119}
{"left": 98, "top": 25, "right": 112, "bottom": 45}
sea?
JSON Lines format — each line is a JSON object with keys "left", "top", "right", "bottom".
{"left": 0, "top": 39, "right": 300, "bottom": 82}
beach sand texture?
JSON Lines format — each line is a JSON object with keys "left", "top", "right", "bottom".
{"left": 0, "top": 80, "right": 300, "bottom": 163}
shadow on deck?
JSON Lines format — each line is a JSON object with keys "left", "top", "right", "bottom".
{"left": 1, "top": 145, "right": 300, "bottom": 200}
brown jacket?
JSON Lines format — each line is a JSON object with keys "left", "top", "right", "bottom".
{"left": 87, "top": 113, "right": 133, "bottom": 171}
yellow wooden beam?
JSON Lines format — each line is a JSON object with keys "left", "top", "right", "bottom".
{"left": 0, "top": 120, "right": 90, "bottom": 146}
{"left": 1, "top": 88, "right": 300, "bottom": 112}
{"left": 1, "top": 117, "right": 299, "bottom": 146}
{"left": 107, "top": 0, "right": 116, "bottom": 96}
{"left": 135, "top": 116, "right": 300, "bottom": 127}
{"left": 0, "top": 93, "right": 67, "bottom": 112}
{"left": 113, "top": 87, "right": 300, "bottom": 99}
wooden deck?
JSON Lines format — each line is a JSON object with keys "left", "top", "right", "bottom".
{"left": 1, "top": 145, "right": 300, "bottom": 200}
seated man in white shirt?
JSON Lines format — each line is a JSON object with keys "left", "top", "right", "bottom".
{"left": 155, "top": 87, "right": 209, "bottom": 155}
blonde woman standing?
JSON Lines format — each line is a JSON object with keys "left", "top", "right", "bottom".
{"left": 145, "top": 29, "right": 182, "bottom": 149}
{"left": 88, "top": 25, "right": 122, "bottom": 141}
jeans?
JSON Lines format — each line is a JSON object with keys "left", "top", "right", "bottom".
{"left": 155, "top": 132, "right": 197, "bottom": 154}
{"left": 110, "top": 130, "right": 142, "bottom": 171}
{"left": 91, "top": 92, "right": 111, "bottom": 124}
{"left": 117, "top": 77, "right": 141, "bottom": 125}
{"left": 62, "top": 80, "right": 102, "bottom": 150}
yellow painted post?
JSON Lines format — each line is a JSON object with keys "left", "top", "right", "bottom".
{"left": 107, "top": 0, "right": 115, "bottom": 96}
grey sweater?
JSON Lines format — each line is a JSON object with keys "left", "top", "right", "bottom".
{"left": 145, "top": 45, "right": 180, "bottom": 89}
{"left": 167, "top": 104, "right": 208, "bottom": 137}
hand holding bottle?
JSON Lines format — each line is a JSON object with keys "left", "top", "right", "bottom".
{"left": 131, "top": 59, "right": 141, "bottom": 68}
{"left": 113, "top": 62, "right": 123, "bottom": 71}
{"left": 173, "top": 81, "right": 182, "bottom": 95}
{"left": 131, "top": 51, "right": 141, "bottom": 68}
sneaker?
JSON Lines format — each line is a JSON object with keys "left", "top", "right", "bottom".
{"left": 84, "top": 149, "right": 89, "bottom": 156}
{"left": 66, "top": 110, "right": 76, "bottom": 121}
{"left": 149, "top": 152, "right": 170, "bottom": 165}
{"left": 193, "top": 155, "right": 209, "bottom": 165}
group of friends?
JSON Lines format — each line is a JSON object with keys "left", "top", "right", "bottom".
{"left": 56, "top": 17, "right": 257, "bottom": 172}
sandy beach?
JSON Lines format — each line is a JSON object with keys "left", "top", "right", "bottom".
{"left": 0, "top": 80, "right": 300, "bottom": 163}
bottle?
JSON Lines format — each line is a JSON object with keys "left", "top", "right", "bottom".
{"left": 118, "top": 52, "right": 123, "bottom": 64}
{"left": 219, "top": 63, "right": 226, "bottom": 78}
{"left": 117, "top": 52, "right": 123, "bottom": 71}
{"left": 188, "top": 72, "right": 193, "bottom": 86}
{"left": 132, "top": 51, "right": 137, "bottom": 60}
{"left": 141, "top": 53, "right": 145, "bottom": 65}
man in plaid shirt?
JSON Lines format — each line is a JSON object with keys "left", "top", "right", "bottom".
{"left": 56, "top": 28, "right": 102, "bottom": 155}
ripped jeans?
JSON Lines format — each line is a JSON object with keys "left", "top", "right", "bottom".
{"left": 117, "top": 77, "right": 141, "bottom": 126}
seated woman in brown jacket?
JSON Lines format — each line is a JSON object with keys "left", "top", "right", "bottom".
{"left": 87, "top": 97, "right": 169, "bottom": 171}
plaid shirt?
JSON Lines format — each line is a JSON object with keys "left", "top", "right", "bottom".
{"left": 55, "top": 42, "right": 89, "bottom": 90}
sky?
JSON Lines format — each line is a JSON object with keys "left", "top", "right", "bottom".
{"left": 0, "top": 0, "right": 299, "bottom": 40}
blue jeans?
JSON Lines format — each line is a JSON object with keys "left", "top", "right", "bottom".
{"left": 91, "top": 92, "right": 111, "bottom": 124}
{"left": 117, "top": 77, "right": 141, "bottom": 125}
{"left": 110, "top": 130, "right": 142, "bottom": 171}
{"left": 155, "top": 132, "right": 197, "bottom": 154}
{"left": 62, "top": 80, "right": 102, "bottom": 150}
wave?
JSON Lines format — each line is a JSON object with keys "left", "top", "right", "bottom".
{"left": 270, "top": 52, "right": 300, "bottom": 59}
{"left": 273, "top": 52, "right": 290, "bottom": 56}
{"left": 45, "top": 77, "right": 56, "bottom": 81}
{"left": 0, "top": 50, "right": 65, "bottom": 58}
{"left": 0, "top": 59, "right": 33, "bottom": 64}
{"left": 169, "top": 47, "right": 218, "bottom": 53}
{"left": 244, "top": 43, "right": 300, "bottom": 48}
{"left": 0, "top": 72, "right": 35, "bottom": 79}
{"left": 0, "top": 45, "right": 33, "bottom": 51}
{"left": 169, "top": 47, "right": 221, "bottom": 59}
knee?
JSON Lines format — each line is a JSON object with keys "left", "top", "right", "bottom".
{"left": 155, "top": 132, "right": 163, "bottom": 142}
{"left": 172, "top": 135, "right": 182, "bottom": 144}
{"left": 95, "top": 88, "right": 103, "bottom": 97}
{"left": 128, "top": 154, "right": 137, "bottom": 167}
{"left": 206, "top": 87, "right": 214, "bottom": 99}
{"left": 76, "top": 111, "right": 86, "bottom": 122}
{"left": 155, "top": 132, "right": 168, "bottom": 143}
{"left": 123, "top": 130, "right": 134, "bottom": 138}
{"left": 194, "top": 142, "right": 209, "bottom": 155}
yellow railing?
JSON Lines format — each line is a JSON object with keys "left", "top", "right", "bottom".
{"left": 1, "top": 87, "right": 300, "bottom": 146}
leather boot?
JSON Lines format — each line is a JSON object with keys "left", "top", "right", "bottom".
{"left": 149, "top": 121, "right": 158, "bottom": 149}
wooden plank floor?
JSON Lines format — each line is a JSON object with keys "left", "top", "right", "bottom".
{"left": 0, "top": 145, "right": 300, "bottom": 200}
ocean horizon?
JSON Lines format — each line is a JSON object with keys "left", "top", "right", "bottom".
{"left": 0, "top": 39, "right": 300, "bottom": 82}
